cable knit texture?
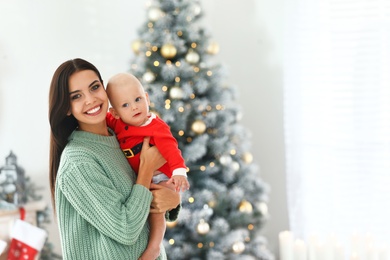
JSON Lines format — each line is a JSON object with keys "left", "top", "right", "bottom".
{"left": 55, "top": 129, "right": 167, "bottom": 260}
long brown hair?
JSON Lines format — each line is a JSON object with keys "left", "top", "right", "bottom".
{"left": 48, "top": 58, "right": 103, "bottom": 208}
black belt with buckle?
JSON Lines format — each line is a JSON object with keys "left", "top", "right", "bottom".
{"left": 122, "top": 142, "right": 154, "bottom": 158}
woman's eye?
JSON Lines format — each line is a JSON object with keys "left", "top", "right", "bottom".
{"left": 91, "top": 84, "right": 100, "bottom": 91}
{"left": 70, "top": 94, "right": 81, "bottom": 100}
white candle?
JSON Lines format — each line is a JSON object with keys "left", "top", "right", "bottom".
{"left": 379, "top": 247, "right": 389, "bottom": 260}
{"left": 322, "top": 233, "right": 337, "bottom": 260}
{"left": 350, "top": 252, "right": 360, "bottom": 260}
{"left": 294, "top": 239, "right": 307, "bottom": 260}
{"left": 351, "top": 233, "right": 362, "bottom": 257}
{"left": 308, "top": 235, "right": 319, "bottom": 260}
{"left": 363, "top": 233, "right": 375, "bottom": 258}
{"left": 279, "top": 230, "right": 294, "bottom": 260}
{"left": 367, "top": 245, "right": 379, "bottom": 260}
{"left": 316, "top": 242, "right": 328, "bottom": 260}
{"left": 334, "top": 243, "right": 345, "bottom": 260}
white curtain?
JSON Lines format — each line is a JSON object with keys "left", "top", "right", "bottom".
{"left": 283, "top": 0, "right": 390, "bottom": 248}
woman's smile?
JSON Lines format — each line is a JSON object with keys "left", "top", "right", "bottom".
{"left": 86, "top": 105, "right": 102, "bottom": 115}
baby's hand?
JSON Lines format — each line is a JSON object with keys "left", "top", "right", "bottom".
{"left": 167, "top": 175, "right": 190, "bottom": 192}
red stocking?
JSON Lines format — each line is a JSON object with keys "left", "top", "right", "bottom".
{"left": 7, "top": 208, "right": 47, "bottom": 260}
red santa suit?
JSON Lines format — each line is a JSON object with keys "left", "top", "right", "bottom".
{"left": 106, "top": 112, "right": 187, "bottom": 178}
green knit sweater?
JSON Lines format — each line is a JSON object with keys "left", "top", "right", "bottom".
{"left": 55, "top": 129, "right": 175, "bottom": 260}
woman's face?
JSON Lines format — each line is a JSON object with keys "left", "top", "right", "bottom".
{"left": 68, "top": 70, "right": 108, "bottom": 134}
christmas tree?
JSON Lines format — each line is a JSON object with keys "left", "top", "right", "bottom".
{"left": 129, "top": 1, "right": 274, "bottom": 259}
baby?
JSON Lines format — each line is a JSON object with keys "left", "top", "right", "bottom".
{"left": 106, "top": 72, "right": 189, "bottom": 259}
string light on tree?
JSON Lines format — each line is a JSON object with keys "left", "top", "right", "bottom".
{"left": 148, "top": 7, "right": 164, "bottom": 21}
{"left": 219, "top": 154, "right": 232, "bottom": 166}
{"left": 192, "top": 3, "right": 201, "bottom": 16}
{"left": 232, "top": 241, "right": 246, "bottom": 254}
{"left": 258, "top": 202, "right": 269, "bottom": 216}
{"left": 203, "top": 204, "right": 213, "bottom": 215}
{"left": 142, "top": 71, "right": 155, "bottom": 83}
{"left": 168, "top": 238, "right": 175, "bottom": 246}
{"left": 131, "top": 39, "right": 142, "bottom": 54}
{"left": 232, "top": 161, "right": 240, "bottom": 172}
{"left": 206, "top": 41, "right": 220, "bottom": 55}
{"left": 208, "top": 200, "right": 216, "bottom": 208}
{"left": 242, "top": 152, "right": 253, "bottom": 164}
{"left": 165, "top": 99, "right": 171, "bottom": 110}
{"left": 236, "top": 110, "right": 243, "bottom": 121}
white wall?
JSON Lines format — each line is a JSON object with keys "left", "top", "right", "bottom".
{"left": 201, "top": 0, "right": 288, "bottom": 255}
{"left": 0, "top": 0, "right": 287, "bottom": 256}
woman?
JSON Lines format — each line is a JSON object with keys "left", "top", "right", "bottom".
{"left": 48, "top": 58, "right": 180, "bottom": 260}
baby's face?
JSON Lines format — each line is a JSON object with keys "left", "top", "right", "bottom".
{"left": 110, "top": 82, "right": 150, "bottom": 126}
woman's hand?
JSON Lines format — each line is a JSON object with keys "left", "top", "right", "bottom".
{"left": 140, "top": 136, "right": 166, "bottom": 171}
{"left": 149, "top": 183, "right": 180, "bottom": 213}
{"left": 137, "top": 137, "right": 166, "bottom": 187}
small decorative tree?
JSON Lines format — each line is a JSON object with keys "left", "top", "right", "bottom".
{"left": 0, "top": 151, "right": 27, "bottom": 205}
{"left": 0, "top": 151, "right": 62, "bottom": 259}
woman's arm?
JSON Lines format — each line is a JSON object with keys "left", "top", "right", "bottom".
{"left": 139, "top": 137, "right": 181, "bottom": 219}
{"left": 137, "top": 137, "right": 166, "bottom": 188}
{"left": 57, "top": 160, "right": 153, "bottom": 245}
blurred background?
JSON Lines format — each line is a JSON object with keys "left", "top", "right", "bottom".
{"left": 0, "top": 0, "right": 286, "bottom": 256}
{"left": 1, "top": 0, "right": 389, "bottom": 259}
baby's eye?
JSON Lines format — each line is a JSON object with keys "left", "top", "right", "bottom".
{"left": 122, "top": 103, "right": 129, "bottom": 108}
{"left": 135, "top": 97, "right": 141, "bottom": 102}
